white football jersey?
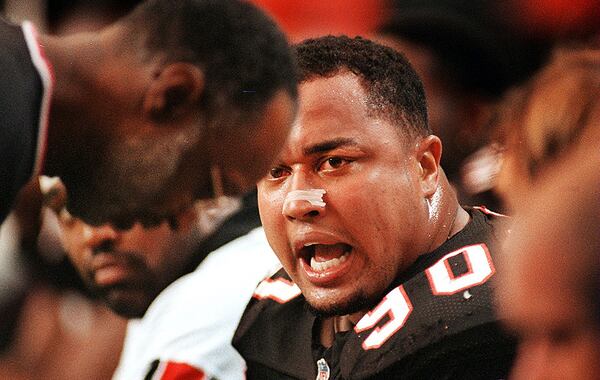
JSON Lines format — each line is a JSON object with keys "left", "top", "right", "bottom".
{"left": 112, "top": 227, "right": 281, "bottom": 380}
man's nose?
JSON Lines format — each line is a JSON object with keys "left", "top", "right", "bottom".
{"left": 84, "top": 224, "right": 119, "bottom": 253}
{"left": 282, "top": 172, "right": 326, "bottom": 221}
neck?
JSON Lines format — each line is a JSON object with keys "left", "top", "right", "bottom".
{"left": 319, "top": 311, "right": 366, "bottom": 348}
{"left": 448, "top": 204, "right": 470, "bottom": 239}
{"left": 424, "top": 172, "right": 469, "bottom": 253}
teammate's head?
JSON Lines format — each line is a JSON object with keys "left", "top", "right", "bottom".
{"left": 258, "top": 36, "right": 457, "bottom": 317}
{"left": 60, "top": 213, "right": 196, "bottom": 318}
{"left": 498, "top": 146, "right": 600, "bottom": 380}
{"left": 49, "top": 0, "right": 298, "bottom": 228}
{"left": 121, "top": 0, "right": 298, "bottom": 127}
{"left": 495, "top": 47, "right": 600, "bottom": 211}
{"left": 41, "top": 173, "right": 238, "bottom": 318}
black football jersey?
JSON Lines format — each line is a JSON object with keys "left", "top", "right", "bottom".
{"left": 233, "top": 208, "right": 516, "bottom": 379}
{"left": 0, "top": 18, "right": 51, "bottom": 224}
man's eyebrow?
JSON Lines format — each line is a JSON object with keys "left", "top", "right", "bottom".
{"left": 303, "top": 138, "right": 358, "bottom": 156}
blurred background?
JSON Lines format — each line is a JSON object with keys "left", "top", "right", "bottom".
{"left": 0, "top": 0, "right": 599, "bottom": 379}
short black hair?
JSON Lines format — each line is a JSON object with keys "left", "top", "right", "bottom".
{"left": 122, "top": 0, "right": 298, "bottom": 124}
{"left": 294, "top": 35, "right": 429, "bottom": 138}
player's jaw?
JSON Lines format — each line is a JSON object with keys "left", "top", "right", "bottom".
{"left": 85, "top": 252, "right": 155, "bottom": 318}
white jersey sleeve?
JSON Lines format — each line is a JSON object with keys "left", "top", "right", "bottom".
{"left": 112, "top": 227, "right": 281, "bottom": 380}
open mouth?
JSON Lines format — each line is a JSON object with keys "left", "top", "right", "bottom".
{"left": 300, "top": 243, "right": 353, "bottom": 272}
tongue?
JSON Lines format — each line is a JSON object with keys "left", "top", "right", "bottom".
{"left": 313, "top": 243, "right": 348, "bottom": 262}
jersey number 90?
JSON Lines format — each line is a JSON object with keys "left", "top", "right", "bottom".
{"left": 354, "top": 244, "right": 494, "bottom": 350}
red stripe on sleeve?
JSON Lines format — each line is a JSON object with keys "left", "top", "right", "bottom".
{"left": 159, "top": 362, "right": 205, "bottom": 380}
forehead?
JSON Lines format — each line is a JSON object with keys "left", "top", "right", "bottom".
{"left": 283, "top": 73, "right": 404, "bottom": 156}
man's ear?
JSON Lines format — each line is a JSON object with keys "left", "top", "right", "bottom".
{"left": 416, "top": 135, "right": 442, "bottom": 197}
{"left": 143, "top": 63, "right": 204, "bottom": 123}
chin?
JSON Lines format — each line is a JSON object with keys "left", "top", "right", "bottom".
{"left": 106, "top": 299, "right": 148, "bottom": 319}
{"left": 305, "top": 289, "right": 379, "bottom": 318}
{"left": 100, "top": 289, "right": 151, "bottom": 319}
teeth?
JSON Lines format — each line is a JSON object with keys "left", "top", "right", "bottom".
{"left": 310, "top": 251, "right": 348, "bottom": 272}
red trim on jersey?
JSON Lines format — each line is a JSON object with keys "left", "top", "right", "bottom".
{"left": 22, "top": 21, "right": 55, "bottom": 176}
{"left": 157, "top": 362, "right": 205, "bottom": 380}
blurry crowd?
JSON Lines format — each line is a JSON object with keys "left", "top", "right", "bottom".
{"left": 0, "top": 0, "right": 599, "bottom": 379}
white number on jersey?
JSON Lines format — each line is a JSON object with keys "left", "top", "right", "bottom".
{"left": 253, "top": 278, "right": 301, "bottom": 303}
{"left": 425, "top": 244, "right": 495, "bottom": 295}
{"left": 356, "top": 243, "right": 494, "bottom": 350}
{"left": 354, "top": 286, "right": 413, "bottom": 350}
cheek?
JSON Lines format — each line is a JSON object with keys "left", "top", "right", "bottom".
{"left": 341, "top": 172, "right": 416, "bottom": 236}
{"left": 258, "top": 187, "right": 289, "bottom": 256}
{"left": 258, "top": 183, "right": 287, "bottom": 221}
{"left": 66, "top": 245, "right": 89, "bottom": 276}
{"left": 335, "top": 192, "right": 395, "bottom": 265}
{"left": 131, "top": 228, "right": 173, "bottom": 265}
{"left": 342, "top": 178, "right": 421, "bottom": 279}
{"left": 112, "top": 131, "right": 199, "bottom": 196}
{"left": 61, "top": 229, "right": 86, "bottom": 264}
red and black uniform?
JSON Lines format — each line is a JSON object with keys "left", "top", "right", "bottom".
{"left": 0, "top": 18, "right": 52, "bottom": 350}
{"left": 0, "top": 18, "right": 52, "bottom": 224}
{"left": 233, "top": 208, "right": 516, "bottom": 379}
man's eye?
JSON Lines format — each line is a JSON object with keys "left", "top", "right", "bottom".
{"left": 319, "top": 157, "right": 350, "bottom": 171}
{"left": 269, "top": 167, "right": 288, "bottom": 179}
